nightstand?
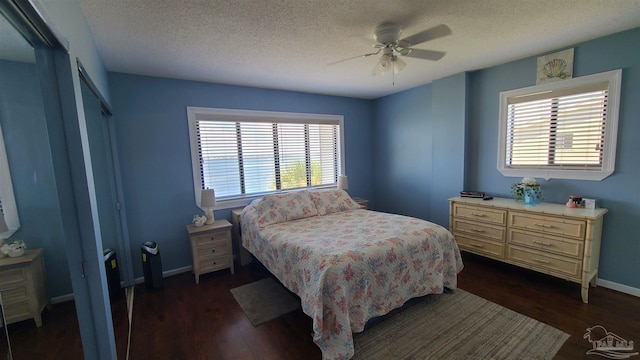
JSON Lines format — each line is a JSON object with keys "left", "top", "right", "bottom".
{"left": 352, "top": 197, "right": 369, "bottom": 209}
{"left": 231, "top": 208, "right": 253, "bottom": 266}
{"left": 0, "top": 248, "right": 49, "bottom": 327}
{"left": 186, "top": 219, "right": 233, "bottom": 284}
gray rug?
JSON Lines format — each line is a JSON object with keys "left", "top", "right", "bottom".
{"left": 230, "top": 277, "right": 301, "bottom": 326}
{"left": 353, "top": 289, "right": 569, "bottom": 359}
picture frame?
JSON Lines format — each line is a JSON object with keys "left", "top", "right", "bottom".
{"left": 536, "top": 48, "right": 574, "bottom": 84}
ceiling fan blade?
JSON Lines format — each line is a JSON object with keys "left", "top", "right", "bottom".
{"left": 399, "top": 24, "right": 452, "bottom": 47}
{"left": 328, "top": 50, "right": 380, "bottom": 66}
{"left": 403, "top": 48, "right": 446, "bottom": 61}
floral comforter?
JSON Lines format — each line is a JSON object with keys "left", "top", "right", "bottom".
{"left": 241, "top": 207, "right": 463, "bottom": 360}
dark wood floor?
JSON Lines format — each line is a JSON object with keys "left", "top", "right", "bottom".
{"left": 2, "top": 252, "right": 639, "bottom": 359}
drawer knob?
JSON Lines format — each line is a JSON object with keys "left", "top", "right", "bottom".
{"left": 212, "top": 249, "right": 216, "bottom": 253}
{"left": 533, "top": 240, "right": 552, "bottom": 246}
{"left": 471, "top": 213, "right": 485, "bottom": 217}
{"left": 533, "top": 223, "right": 553, "bottom": 228}
{"left": 470, "top": 243, "right": 484, "bottom": 248}
{"left": 532, "top": 257, "right": 550, "bottom": 264}
{"left": 471, "top": 228, "right": 485, "bottom": 233}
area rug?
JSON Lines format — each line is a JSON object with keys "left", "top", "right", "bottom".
{"left": 353, "top": 289, "right": 569, "bottom": 360}
{"left": 230, "top": 277, "right": 301, "bottom": 326}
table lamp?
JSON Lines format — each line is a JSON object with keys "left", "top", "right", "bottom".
{"left": 200, "top": 188, "right": 216, "bottom": 224}
{"left": 337, "top": 175, "right": 348, "bottom": 190}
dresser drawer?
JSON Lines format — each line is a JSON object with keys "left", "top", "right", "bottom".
{"left": 455, "top": 234, "right": 504, "bottom": 259}
{"left": 453, "top": 218, "right": 505, "bottom": 242}
{"left": 508, "top": 229, "right": 584, "bottom": 259}
{"left": 509, "top": 212, "right": 585, "bottom": 239}
{"left": 508, "top": 245, "right": 582, "bottom": 278}
{"left": 198, "top": 255, "right": 231, "bottom": 273}
{"left": 453, "top": 204, "right": 506, "bottom": 226}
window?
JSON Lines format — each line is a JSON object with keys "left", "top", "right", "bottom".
{"left": 497, "top": 69, "right": 622, "bottom": 180}
{"left": 187, "top": 107, "right": 344, "bottom": 208}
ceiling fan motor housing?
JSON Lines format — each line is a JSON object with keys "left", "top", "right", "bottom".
{"left": 374, "top": 23, "right": 402, "bottom": 44}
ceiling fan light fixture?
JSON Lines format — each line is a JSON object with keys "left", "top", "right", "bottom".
{"left": 373, "top": 54, "right": 393, "bottom": 75}
{"left": 393, "top": 56, "right": 406, "bottom": 74}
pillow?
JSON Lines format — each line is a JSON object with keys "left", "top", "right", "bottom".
{"left": 309, "top": 189, "right": 363, "bottom": 215}
{"left": 255, "top": 191, "right": 318, "bottom": 227}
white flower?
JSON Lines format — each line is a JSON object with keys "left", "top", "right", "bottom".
{"left": 521, "top": 177, "right": 538, "bottom": 186}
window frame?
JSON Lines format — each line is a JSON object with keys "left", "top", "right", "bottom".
{"left": 187, "top": 107, "right": 345, "bottom": 210}
{"left": 497, "top": 69, "right": 622, "bottom": 181}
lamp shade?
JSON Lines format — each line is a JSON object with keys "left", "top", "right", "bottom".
{"left": 337, "top": 175, "right": 348, "bottom": 190}
{"left": 200, "top": 188, "right": 216, "bottom": 208}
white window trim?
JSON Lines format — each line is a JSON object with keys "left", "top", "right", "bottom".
{"left": 187, "top": 107, "right": 345, "bottom": 210}
{"left": 497, "top": 69, "right": 622, "bottom": 181}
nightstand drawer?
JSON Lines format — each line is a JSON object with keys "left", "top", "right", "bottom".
{"left": 508, "top": 229, "right": 583, "bottom": 259}
{"left": 453, "top": 204, "right": 506, "bottom": 226}
{"left": 0, "top": 268, "right": 26, "bottom": 287}
{"left": 509, "top": 212, "right": 585, "bottom": 239}
{"left": 453, "top": 218, "right": 505, "bottom": 242}
{"left": 194, "top": 232, "right": 231, "bottom": 247}
{"left": 0, "top": 284, "right": 29, "bottom": 305}
{"left": 197, "top": 240, "right": 230, "bottom": 259}
{"left": 4, "top": 300, "right": 31, "bottom": 320}
{"left": 508, "top": 245, "right": 582, "bottom": 278}
{"left": 198, "top": 255, "right": 231, "bottom": 273}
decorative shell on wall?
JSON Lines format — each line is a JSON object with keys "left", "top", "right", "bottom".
{"left": 543, "top": 58, "right": 569, "bottom": 79}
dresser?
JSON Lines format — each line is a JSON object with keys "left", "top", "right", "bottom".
{"left": 186, "top": 220, "right": 233, "bottom": 284}
{"left": 449, "top": 196, "right": 607, "bottom": 303}
{"left": 0, "top": 248, "right": 48, "bottom": 327}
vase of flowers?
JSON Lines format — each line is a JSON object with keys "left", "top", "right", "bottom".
{"left": 1, "top": 239, "right": 26, "bottom": 258}
{"left": 511, "top": 177, "right": 542, "bottom": 205}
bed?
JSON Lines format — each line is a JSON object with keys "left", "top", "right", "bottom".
{"left": 241, "top": 189, "right": 463, "bottom": 360}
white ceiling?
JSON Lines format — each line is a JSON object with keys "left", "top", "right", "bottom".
{"left": 78, "top": 0, "right": 640, "bottom": 100}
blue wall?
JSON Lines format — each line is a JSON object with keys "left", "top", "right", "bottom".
{"left": 373, "top": 28, "right": 639, "bottom": 289}
{"left": 108, "top": 73, "right": 374, "bottom": 278}
{"left": 372, "top": 85, "right": 434, "bottom": 219}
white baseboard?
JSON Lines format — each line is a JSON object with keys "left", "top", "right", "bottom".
{"left": 49, "top": 265, "right": 194, "bottom": 303}
{"left": 597, "top": 278, "right": 640, "bottom": 297}
{"left": 51, "top": 293, "right": 75, "bottom": 304}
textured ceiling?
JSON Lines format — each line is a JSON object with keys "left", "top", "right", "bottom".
{"left": 78, "top": 0, "right": 640, "bottom": 99}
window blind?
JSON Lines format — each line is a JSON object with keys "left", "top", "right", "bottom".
{"left": 196, "top": 118, "right": 340, "bottom": 199}
{"left": 506, "top": 86, "right": 608, "bottom": 171}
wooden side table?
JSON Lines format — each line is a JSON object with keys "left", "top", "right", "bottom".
{"left": 352, "top": 197, "right": 369, "bottom": 209}
{"left": 186, "top": 219, "right": 233, "bottom": 284}
{"left": 0, "top": 248, "right": 49, "bottom": 327}
{"left": 231, "top": 208, "right": 254, "bottom": 266}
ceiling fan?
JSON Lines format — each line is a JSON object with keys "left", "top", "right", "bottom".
{"left": 333, "top": 23, "right": 452, "bottom": 75}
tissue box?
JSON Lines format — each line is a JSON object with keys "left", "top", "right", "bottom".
{"left": 583, "top": 198, "right": 596, "bottom": 209}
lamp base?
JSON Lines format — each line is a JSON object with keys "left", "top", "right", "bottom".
{"left": 204, "top": 208, "right": 215, "bottom": 224}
